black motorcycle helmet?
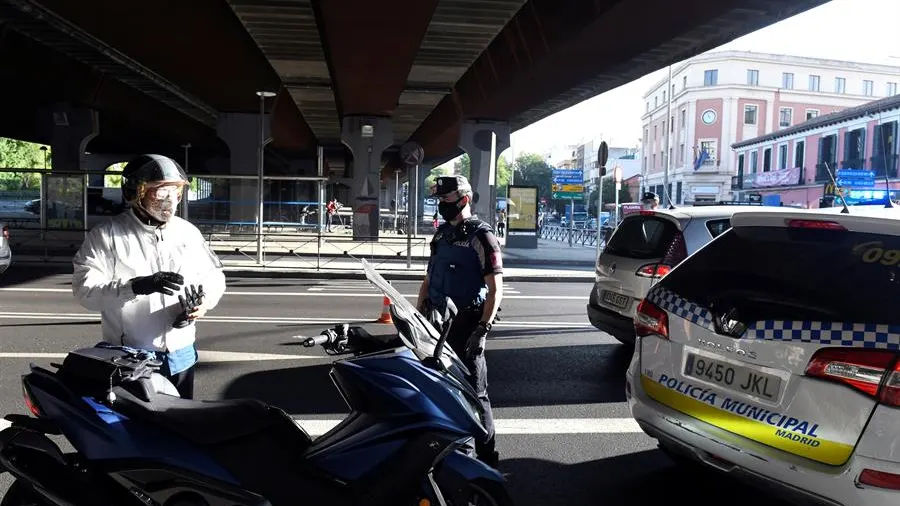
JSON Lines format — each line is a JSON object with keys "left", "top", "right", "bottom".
{"left": 121, "top": 154, "right": 188, "bottom": 203}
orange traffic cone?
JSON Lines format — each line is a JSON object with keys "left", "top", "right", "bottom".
{"left": 376, "top": 295, "right": 393, "bottom": 324}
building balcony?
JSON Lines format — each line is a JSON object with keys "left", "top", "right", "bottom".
{"left": 871, "top": 155, "right": 899, "bottom": 179}
{"left": 815, "top": 162, "right": 838, "bottom": 182}
{"left": 840, "top": 158, "right": 867, "bottom": 170}
{"left": 731, "top": 176, "right": 743, "bottom": 190}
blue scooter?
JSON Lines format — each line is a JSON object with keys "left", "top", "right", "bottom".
{"left": 0, "top": 260, "right": 511, "bottom": 506}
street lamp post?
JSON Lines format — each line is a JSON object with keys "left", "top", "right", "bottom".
{"left": 255, "top": 90, "right": 277, "bottom": 265}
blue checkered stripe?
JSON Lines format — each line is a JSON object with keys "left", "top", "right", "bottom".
{"left": 745, "top": 321, "right": 900, "bottom": 350}
{"left": 646, "top": 287, "right": 714, "bottom": 331}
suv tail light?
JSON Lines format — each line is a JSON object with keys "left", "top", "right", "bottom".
{"left": 635, "top": 299, "right": 668, "bottom": 339}
{"left": 859, "top": 469, "right": 900, "bottom": 490}
{"left": 805, "top": 349, "right": 900, "bottom": 406}
{"left": 787, "top": 219, "right": 846, "bottom": 231}
{"left": 1, "top": 225, "right": 8, "bottom": 240}
{"left": 636, "top": 264, "right": 672, "bottom": 278}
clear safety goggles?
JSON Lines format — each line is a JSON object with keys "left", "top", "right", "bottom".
{"left": 146, "top": 184, "right": 185, "bottom": 200}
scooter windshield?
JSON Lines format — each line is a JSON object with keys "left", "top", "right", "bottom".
{"left": 361, "top": 259, "right": 460, "bottom": 365}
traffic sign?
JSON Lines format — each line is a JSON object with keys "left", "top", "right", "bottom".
{"left": 552, "top": 168, "right": 585, "bottom": 200}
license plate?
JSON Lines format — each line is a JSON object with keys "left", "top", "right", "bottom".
{"left": 684, "top": 353, "right": 782, "bottom": 402}
{"left": 601, "top": 290, "right": 630, "bottom": 309}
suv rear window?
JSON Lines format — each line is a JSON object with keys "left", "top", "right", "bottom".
{"left": 605, "top": 215, "right": 679, "bottom": 260}
{"left": 659, "top": 225, "right": 900, "bottom": 325}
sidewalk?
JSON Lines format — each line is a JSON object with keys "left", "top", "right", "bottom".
{"left": 501, "top": 238, "right": 597, "bottom": 267}
{"left": 10, "top": 254, "right": 594, "bottom": 282}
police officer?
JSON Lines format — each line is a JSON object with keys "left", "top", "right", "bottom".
{"left": 72, "top": 154, "right": 226, "bottom": 399}
{"left": 641, "top": 191, "right": 660, "bottom": 210}
{"left": 416, "top": 175, "right": 503, "bottom": 468}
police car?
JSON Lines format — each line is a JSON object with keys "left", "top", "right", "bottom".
{"left": 626, "top": 205, "right": 900, "bottom": 505}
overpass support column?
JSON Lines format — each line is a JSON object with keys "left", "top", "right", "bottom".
{"left": 459, "top": 121, "right": 510, "bottom": 228}
{"left": 217, "top": 113, "right": 272, "bottom": 224}
{"left": 47, "top": 105, "right": 99, "bottom": 172}
{"left": 341, "top": 116, "right": 393, "bottom": 241}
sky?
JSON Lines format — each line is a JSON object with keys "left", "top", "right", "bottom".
{"left": 442, "top": 0, "right": 900, "bottom": 169}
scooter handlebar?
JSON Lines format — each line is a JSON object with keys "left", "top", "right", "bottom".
{"left": 303, "top": 334, "right": 329, "bottom": 347}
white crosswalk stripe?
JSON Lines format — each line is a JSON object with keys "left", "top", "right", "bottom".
{"left": 304, "top": 281, "right": 520, "bottom": 295}
{"left": 0, "top": 417, "right": 641, "bottom": 436}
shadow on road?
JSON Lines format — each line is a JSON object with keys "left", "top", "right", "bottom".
{"left": 0, "top": 264, "right": 72, "bottom": 287}
{"left": 499, "top": 450, "right": 791, "bottom": 506}
{"left": 218, "top": 343, "right": 633, "bottom": 415}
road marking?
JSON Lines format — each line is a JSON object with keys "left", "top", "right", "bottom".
{"left": 0, "top": 351, "right": 319, "bottom": 361}
{"left": 1, "top": 417, "right": 642, "bottom": 436}
{"left": 0, "top": 312, "right": 592, "bottom": 328}
{"left": 0, "top": 287, "right": 580, "bottom": 300}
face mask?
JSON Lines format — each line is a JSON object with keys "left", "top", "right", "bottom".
{"left": 140, "top": 185, "right": 182, "bottom": 222}
{"left": 438, "top": 198, "right": 463, "bottom": 222}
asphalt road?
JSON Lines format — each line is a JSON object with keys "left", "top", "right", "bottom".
{"left": 0, "top": 268, "right": 794, "bottom": 505}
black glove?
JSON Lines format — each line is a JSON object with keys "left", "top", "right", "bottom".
{"left": 131, "top": 272, "right": 184, "bottom": 296}
{"left": 173, "top": 284, "right": 205, "bottom": 329}
{"left": 465, "top": 322, "right": 490, "bottom": 361}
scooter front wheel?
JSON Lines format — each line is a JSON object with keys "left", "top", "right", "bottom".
{"left": 436, "top": 478, "right": 512, "bottom": 506}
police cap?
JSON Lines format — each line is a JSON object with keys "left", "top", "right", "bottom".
{"left": 641, "top": 192, "right": 660, "bottom": 202}
{"left": 430, "top": 175, "right": 473, "bottom": 198}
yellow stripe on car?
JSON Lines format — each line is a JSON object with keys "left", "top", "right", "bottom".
{"left": 641, "top": 375, "right": 853, "bottom": 466}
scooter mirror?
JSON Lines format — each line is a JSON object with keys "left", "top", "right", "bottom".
{"left": 443, "top": 297, "right": 458, "bottom": 321}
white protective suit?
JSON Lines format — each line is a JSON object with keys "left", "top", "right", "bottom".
{"left": 72, "top": 209, "right": 226, "bottom": 353}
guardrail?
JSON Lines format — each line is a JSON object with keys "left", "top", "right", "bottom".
{"left": 6, "top": 227, "right": 431, "bottom": 271}
{"left": 539, "top": 225, "right": 610, "bottom": 248}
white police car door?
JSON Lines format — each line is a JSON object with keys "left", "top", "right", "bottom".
{"left": 636, "top": 212, "right": 900, "bottom": 466}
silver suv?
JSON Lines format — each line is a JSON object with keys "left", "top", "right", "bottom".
{"left": 587, "top": 205, "right": 786, "bottom": 344}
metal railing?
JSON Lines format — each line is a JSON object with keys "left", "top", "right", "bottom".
{"left": 539, "top": 225, "right": 608, "bottom": 248}
{"left": 7, "top": 227, "right": 431, "bottom": 271}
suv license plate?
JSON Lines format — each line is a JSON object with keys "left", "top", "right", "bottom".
{"left": 601, "top": 290, "right": 630, "bottom": 310}
{"left": 684, "top": 353, "right": 782, "bottom": 402}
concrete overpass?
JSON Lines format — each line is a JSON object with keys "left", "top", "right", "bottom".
{"left": 0, "top": 0, "right": 828, "bottom": 236}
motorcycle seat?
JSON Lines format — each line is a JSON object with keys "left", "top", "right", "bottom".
{"left": 110, "top": 381, "right": 311, "bottom": 448}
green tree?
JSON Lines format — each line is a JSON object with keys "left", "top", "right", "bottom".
{"left": 0, "top": 137, "right": 50, "bottom": 190}
{"left": 425, "top": 164, "right": 449, "bottom": 191}
{"left": 587, "top": 176, "right": 632, "bottom": 218}
{"left": 453, "top": 154, "right": 470, "bottom": 180}
{"left": 512, "top": 153, "right": 553, "bottom": 201}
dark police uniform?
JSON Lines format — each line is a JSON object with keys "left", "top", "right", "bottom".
{"left": 426, "top": 216, "right": 503, "bottom": 466}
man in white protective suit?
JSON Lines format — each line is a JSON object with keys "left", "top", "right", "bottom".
{"left": 72, "top": 154, "right": 226, "bottom": 398}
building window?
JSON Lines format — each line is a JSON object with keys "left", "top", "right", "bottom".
{"left": 643, "top": 156, "right": 647, "bottom": 172}
{"left": 681, "top": 109, "right": 687, "bottom": 127}
{"left": 779, "top": 144, "right": 788, "bottom": 170}
{"left": 864, "top": 80, "right": 874, "bottom": 97}
{"left": 646, "top": 101, "right": 650, "bottom": 112}
{"left": 782, "top": 72, "right": 794, "bottom": 89}
{"left": 653, "top": 154, "right": 656, "bottom": 170}
{"left": 835, "top": 77, "right": 846, "bottom": 94}
{"left": 779, "top": 108, "right": 792, "bottom": 128}
{"left": 737, "top": 154, "right": 745, "bottom": 178}
{"left": 670, "top": 116, "right": 674, "bottom": 133}
{"left": 747, "top": 69, "right": 759, "bottom": 86}
{"left": 809, "top": 75, "right": 821, "bottom": 92}
{"left": 888, "top": 82, "right": 898, "bottom": 96}
{"left": 676, "top": 182, "right": 682, "bottom": 205}
{"left": 683, "top": 75, "right": 688, "bottom": 90}
{"left": 662, "top": 120, "right": 666, "bottom": 134}
{"left": 699, "top": 140, "right": 717, "bottom": 164}
{"left": 806, "top": 109, "right": 820, "bottom": 120}
{"left": 750, "top": 151, "right": 758, "bottom": 173}
{"left": 644, "top": 128, "right": 648, "bottom": 143}
{"left": 662, "top": 90, "right": 666, "bottom": 103}
{"left": 763, "top": 148, "right": 772, "bottom": 172}
{"left": 654, "top": 125, "right": 658, "bottom": 139}
{"left": 795, "top": 140, "right": 805, "bottom": 169}
{"left": 671, "top": 84, "right": 675, "bottom": 97}
{"left": 704, "top": 69, "right": 718, "bottom": 86}
{"left": 655, "top": 96, "right": 658, "bottom": 108}
{"left": 744, "top": 104, "right": 758, "bottom": 125}
{"left": 679, "top": 143, "right": 685, "bottom": 164}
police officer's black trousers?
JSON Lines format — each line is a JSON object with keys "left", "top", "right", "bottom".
{"left": 447, "top": 308, "right": 497, "bottom": 465}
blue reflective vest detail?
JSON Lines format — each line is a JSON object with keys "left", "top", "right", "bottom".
{"left": 427, "top": 221, "right": 488, "bottom": 311}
